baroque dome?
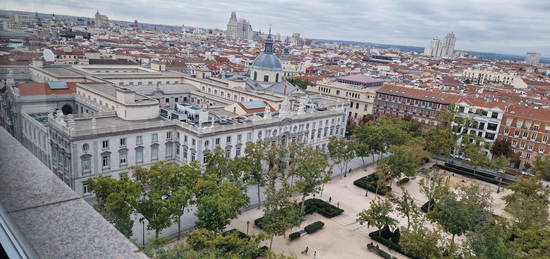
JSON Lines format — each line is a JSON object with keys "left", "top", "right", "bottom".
{"left": 252, "top": 53, "right": 282, "bottom": 71}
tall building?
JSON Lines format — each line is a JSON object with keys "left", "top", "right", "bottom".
{"left": 94, "top": 11, "right": 109, "bottom": 28}
{"left": 225, "top": 11, "right": 253, "bottom": 41}
{"left": 423, "top": 33, "right": 456, "bottom": 58}
{"left": 525, "top": 52, "right": 541, "bottom": 66}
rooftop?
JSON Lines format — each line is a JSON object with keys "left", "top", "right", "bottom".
{"left": 16, "top": 82, "right": 77, "bottom": 96}
{"left": 0, "top": 128, "right": 147, "bottom": 258}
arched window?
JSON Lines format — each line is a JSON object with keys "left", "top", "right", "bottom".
{"left": 264, "top": 75, "right": 269, "bottom": 82}
{"left": 275, "top": 73, "right": 279, "bottom": 82}
{"left": 254, "top": 71, "right": 257, "bottom": 80}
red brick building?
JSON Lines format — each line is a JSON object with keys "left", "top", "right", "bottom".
{"left": 498, "top": 105, "right": 550, "bottom": 168}
{"left": 374, "top": 85, "right": 460, "bottom": 125}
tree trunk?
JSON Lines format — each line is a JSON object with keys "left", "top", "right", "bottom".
{"left": 257, "top": 184, "right": 262, "bottom": 207}
{"left": 270, "top": 235, "right": 274, "bottom": 249}
{"left": 361, "top": 156, "right": 366, "bottom": 166}
{"left": 406, "top": 215, "right": 410, "bottom": 230}
{"left": 372, "top": 154, "right": 376, "bottom": 163}
{"left": 155, "top": 229, "right": 159, "bottom": 239}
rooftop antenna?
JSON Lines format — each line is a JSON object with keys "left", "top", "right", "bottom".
{"left": 268, "top": 24, "right": 271, "bottom": 35}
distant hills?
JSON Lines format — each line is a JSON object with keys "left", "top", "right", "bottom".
{"left": 312, "top": 39, "right": 550, "bottom": 64}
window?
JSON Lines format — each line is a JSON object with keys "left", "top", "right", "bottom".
{"left": 487, "top": 123, "right": 497, "bottom": 131}
{"left": 226, "top": 136, "right": 231, "bottom": 143}
{"left": 491, "top": 112, "right": 498, "bottom": 119}
{"left": 166, "top": 143, "right": 173, "bottom": 158}
{"left": 237, "top": 134, "right": 242, "bottom": 142}
{"left": 82, "top": 143, "right": 89, "bottom": 152}
{"left": 102, "top": 155, "right": 110, "bottom": 168}
{"left": 102, "top": 140, "right": 109, "bottom": 149}
{"left": 136, "top": 136, "right": 143, "bottom": 145}
{"left": 540, "top": 147, "right": 545, "bottom": 153}
{"left": 152, "top": 133, "right": 158, "bottom": 143}
{"left": 166, "top": 131, "right": 172, "bottom": 139}
{"left": 151, "top": 145, "right": 159, "bottom": 160}
{"left": 120, "top": 152, "right": 127, "bottom": 165}
{"left": 531, "top": 133, "right": 537, "bottom": 141}
{"left": 236, "top": 146, "right": 241, "bottom": 157}
{"left": 504, "top": 128, "right": 509, "bottom": 135}
{"left": 120, "top": 138, "right": 126, "bottom": 147}
{"left": 81, "top": 156, "right": 91, "bottom": 173}
{"left": 522, "top": 131, "right": 528, "bottom": 138}
{"left": 543, "top": 135, "right": 548, "bottom": 143}
{"left": 526, "top": 153, "right": 531, "bottom": 159}
{"left": 83, "top": 182, "right": 89, "bottom": 194}
{"left": 263, "top": 75, "right": 269, "bottom": 82}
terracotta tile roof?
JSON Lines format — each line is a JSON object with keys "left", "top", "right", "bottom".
{"left": 506, "top": 105, "right": 550, "bottom": 122}
{"left": 16, "top": 82, "right": 77, "bottom": 96}
{"left": 376, "top": 85, "right": 461, "bottom": 104}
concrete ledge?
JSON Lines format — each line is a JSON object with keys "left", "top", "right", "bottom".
{"left": 0, "top": 127, "right": 147, "bottom": 258}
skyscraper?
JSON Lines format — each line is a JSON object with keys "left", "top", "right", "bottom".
{"left": 94, "top": 11, "right": 109, "bottom": 28}
{"left": 423, "top": 33, "right": 456, "bottom": 58}
{"left": 225, "top": 11, "right": 253, "bottom": 41}
{"left": 525, "top": 52, "right": 541, "bottom": 66}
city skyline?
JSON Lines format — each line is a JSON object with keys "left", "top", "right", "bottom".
{"left": 1, "top": 0, "right": 549, "bottom": 56}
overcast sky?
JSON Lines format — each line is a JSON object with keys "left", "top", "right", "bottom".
{"left": 2, "top": 0, "right": 549, "bottom": 56}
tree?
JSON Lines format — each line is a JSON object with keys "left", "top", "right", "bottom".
{"left": 400, "top": 215, "right": 451, "bottom": 259}
{"left": 327, "top": 136, "right": 355, "bottom": 177}
{"left": 389, "top": 188, "right": 418, "bottom": 230}
{"left": 464, "top": 219, "right": 514, "bottom": 259}
{"left": 382, "top": 137, "right": 429, "bottom": 182}
{"left": 463, "top": 139, "right": 492, "bottom": 176}
{"left": 419, "top": 171, "right": 449, "bottom": 211}
{"left": 503, "top": 175, "right": 550, "bottom": 230}
{"left": 88, "top": 175, "right": 141, "bottom": 238}
{"left": 531, "top": 155, "right": 550, "bottom": 180}
{"left": 132, "top": 162, "right": 181, "bottom": 238}
{"left": 168, "top": 161, "right": 201, "bottom": 240}
{"left": 287, "top": 77, "right": 315, "bottom": 89}
{"left": 422, "top": 125, "right": 456, "bottom": 157}
{"left": 491, "top": 155, "right": 510, "bottom": 192}
{"left": 373, "top": 163, "right": 391, "bottom": 196}
{"left": 242, "top": 142, "right": 269, "bottom": 207}
{"left": 509, "top": 227, "right": 550, "bottom": 259}
{"left": 261, "top": 175, "right": 302, "bottom": 248}
{"left": 179, "top": 229, "right": 268, "bottom": 259}
{"left": 357, "top": 198, "right": 397, "bottom": 236}
{"left": 291, "top": 145, "right": 331, "bottom": 211}
{"left": 195, "top": 179, "right": 249, "bottom": 233}
{"left": 429, "top": 184, "right": 493, "bottom": 244}
{"left": 491, "top": 139, "right": 513, "bottom": 158}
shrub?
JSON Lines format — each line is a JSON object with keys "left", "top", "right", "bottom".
{"left": 420, "top": 200, "right": 436, "bottom": 213}
{"left": 369, "top": 230, "right": 402, "bottom": 251}
{"left": 353, "top": 175, "right": 392, "bottom": 195}
{"left": 289, "top": 231, "right": 301, "bottom": 240}
{"left": 391, "top": 228, "right": 400, "bottom": 244}
{"left": 303, "top": 198, "right": 343, "bottom": 218}
{"left": 381, "top": 225, "right": 392, "bottom": 239}
{"left": 222, "top": 229, "right": 248, "bottom": 240}
{"left": 254, "top": 217, "right": 265, "bottom": 229}
{"left": 367, "top": 243, "right": 398, "bottom": 259}
{"left": 396, "top": 177, "right": 410, "bottom": 185}
{"left": 304, "top": 221, "right": 325, "bottom": 234}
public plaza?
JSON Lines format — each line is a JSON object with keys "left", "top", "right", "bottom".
{"left": 225, "top": 162, "right": 513, "bottom": 259}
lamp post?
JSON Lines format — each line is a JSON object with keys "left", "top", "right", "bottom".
{"left": 139, "top": 218, "right": 145, "bottom": 247}
{"left": 246, "top": 220, "right": 250, "bottom": 235}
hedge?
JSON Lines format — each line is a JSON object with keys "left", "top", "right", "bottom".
{"left": 367, "top": 243, "right": 397, "bottom": 259}
{"left": 289, "top": 231, "right": 301, "bottom": 240}
{"left": 254, "top": 217, "right": 266, "bottom": 229}
{"left": 304, "top": 221, "right": 325, "bottom": 234}
{"left": 369, "top": 230, "right": 402, "bottom": 251}
{"left": 396, "top": 177, "right": 410, "bottom": 185}
{"left": 369, "top": 230, "right": 421, "bottom": 259}
{"left": 420, "top": 200, "right": 436, "bottom": 213}
{"left": 353, "top": 174, "right": 392, "bottom": 195}
{"left": 303, "top": 198, "right": 344, "bottom": 218}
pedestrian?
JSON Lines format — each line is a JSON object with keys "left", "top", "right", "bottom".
{"left": 337, "top": 201, "right": 340, "bottom": 208}
{"left": 305, "top": 246, "right": 309, "bottom": 255}
{"left": 314, "top": 251, "right": 317, "bottom": 258}
{"left": 329, "top": 196, "right": 332, "bottom": 203}
{"left": 365, "top": 191, "right": 368, "bottom": 197}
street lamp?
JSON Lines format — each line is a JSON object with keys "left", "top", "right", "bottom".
{"left": 139, "top": 218, "right": 145, "bottom": 247}
{"left": 246, "top": 220, "right": 250, "bottom": 235}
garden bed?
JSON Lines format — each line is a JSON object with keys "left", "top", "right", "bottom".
{"left": 303, "top": 198, "right": 344, "bottom": 218}
{"left": 353, "top": 174, "right": 392, "bottom": 195}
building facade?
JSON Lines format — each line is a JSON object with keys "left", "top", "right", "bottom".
{"left": 498, "top": 105, "right": 550, "bottom": 168}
